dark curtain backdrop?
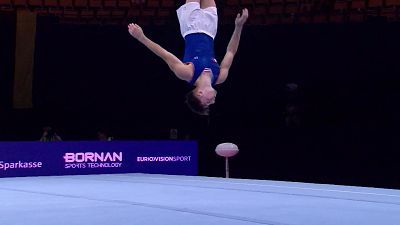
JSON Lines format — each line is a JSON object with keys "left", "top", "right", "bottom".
{"left": 0, "top": 12, "right": 15, "bottom": 110}
{"left": 0, "top": 12, "right": 16, "bottom": 143}
{"left": 2, "top": 15, "right": 400, "bottom": 188}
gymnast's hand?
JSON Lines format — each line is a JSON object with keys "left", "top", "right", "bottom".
{"left": 128, "top": 23, "right": 145, "bottom": 42}
{"left": 235, "top": 8, "right": 249, "bottom": 27}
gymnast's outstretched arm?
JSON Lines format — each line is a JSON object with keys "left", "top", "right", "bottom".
{"left": 128, "top": 23, "right": 192, "bottom": 81}
{"left": 216, "top": 9, "right": 249, "bottom": 85}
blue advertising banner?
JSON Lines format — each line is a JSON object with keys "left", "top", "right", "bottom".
{"left": 0, "top": 141, "right": 198, "bottom": 178}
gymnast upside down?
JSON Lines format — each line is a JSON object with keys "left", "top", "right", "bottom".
{"left": 128, "top": 0, "right": 248, "bottom": 115}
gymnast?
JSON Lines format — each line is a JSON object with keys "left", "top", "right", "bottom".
{"left": 128, "top": 0, "right": 248, "bottom": 115}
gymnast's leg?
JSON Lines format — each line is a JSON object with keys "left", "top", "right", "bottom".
{"left": 200, "top": 0, "right": 216, "bottom": 8}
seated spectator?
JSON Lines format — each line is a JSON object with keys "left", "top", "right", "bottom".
{"left": 97, "top": 129, "right": 113, "bottom": 141}
{"left": 39, "top": 126, "right": 62, "bottom": 142}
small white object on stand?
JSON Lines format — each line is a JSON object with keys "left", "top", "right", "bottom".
{"left": 215, "top": 143, "right": 239, "bottom": 178}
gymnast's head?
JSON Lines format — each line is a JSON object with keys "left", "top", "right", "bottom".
{"left": 185, "top": 86, "right": 217, "bottom": 116}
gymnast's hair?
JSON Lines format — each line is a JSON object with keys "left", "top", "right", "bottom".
{"left": 185, "top": 91, "right": 210, "bottom": 116}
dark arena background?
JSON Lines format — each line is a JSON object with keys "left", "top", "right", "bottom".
{"left": 2, "top": 1, "right": 400, "bottom": 224}
{"left": 1, "top": 2, "right": 400, "bottom": 222}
